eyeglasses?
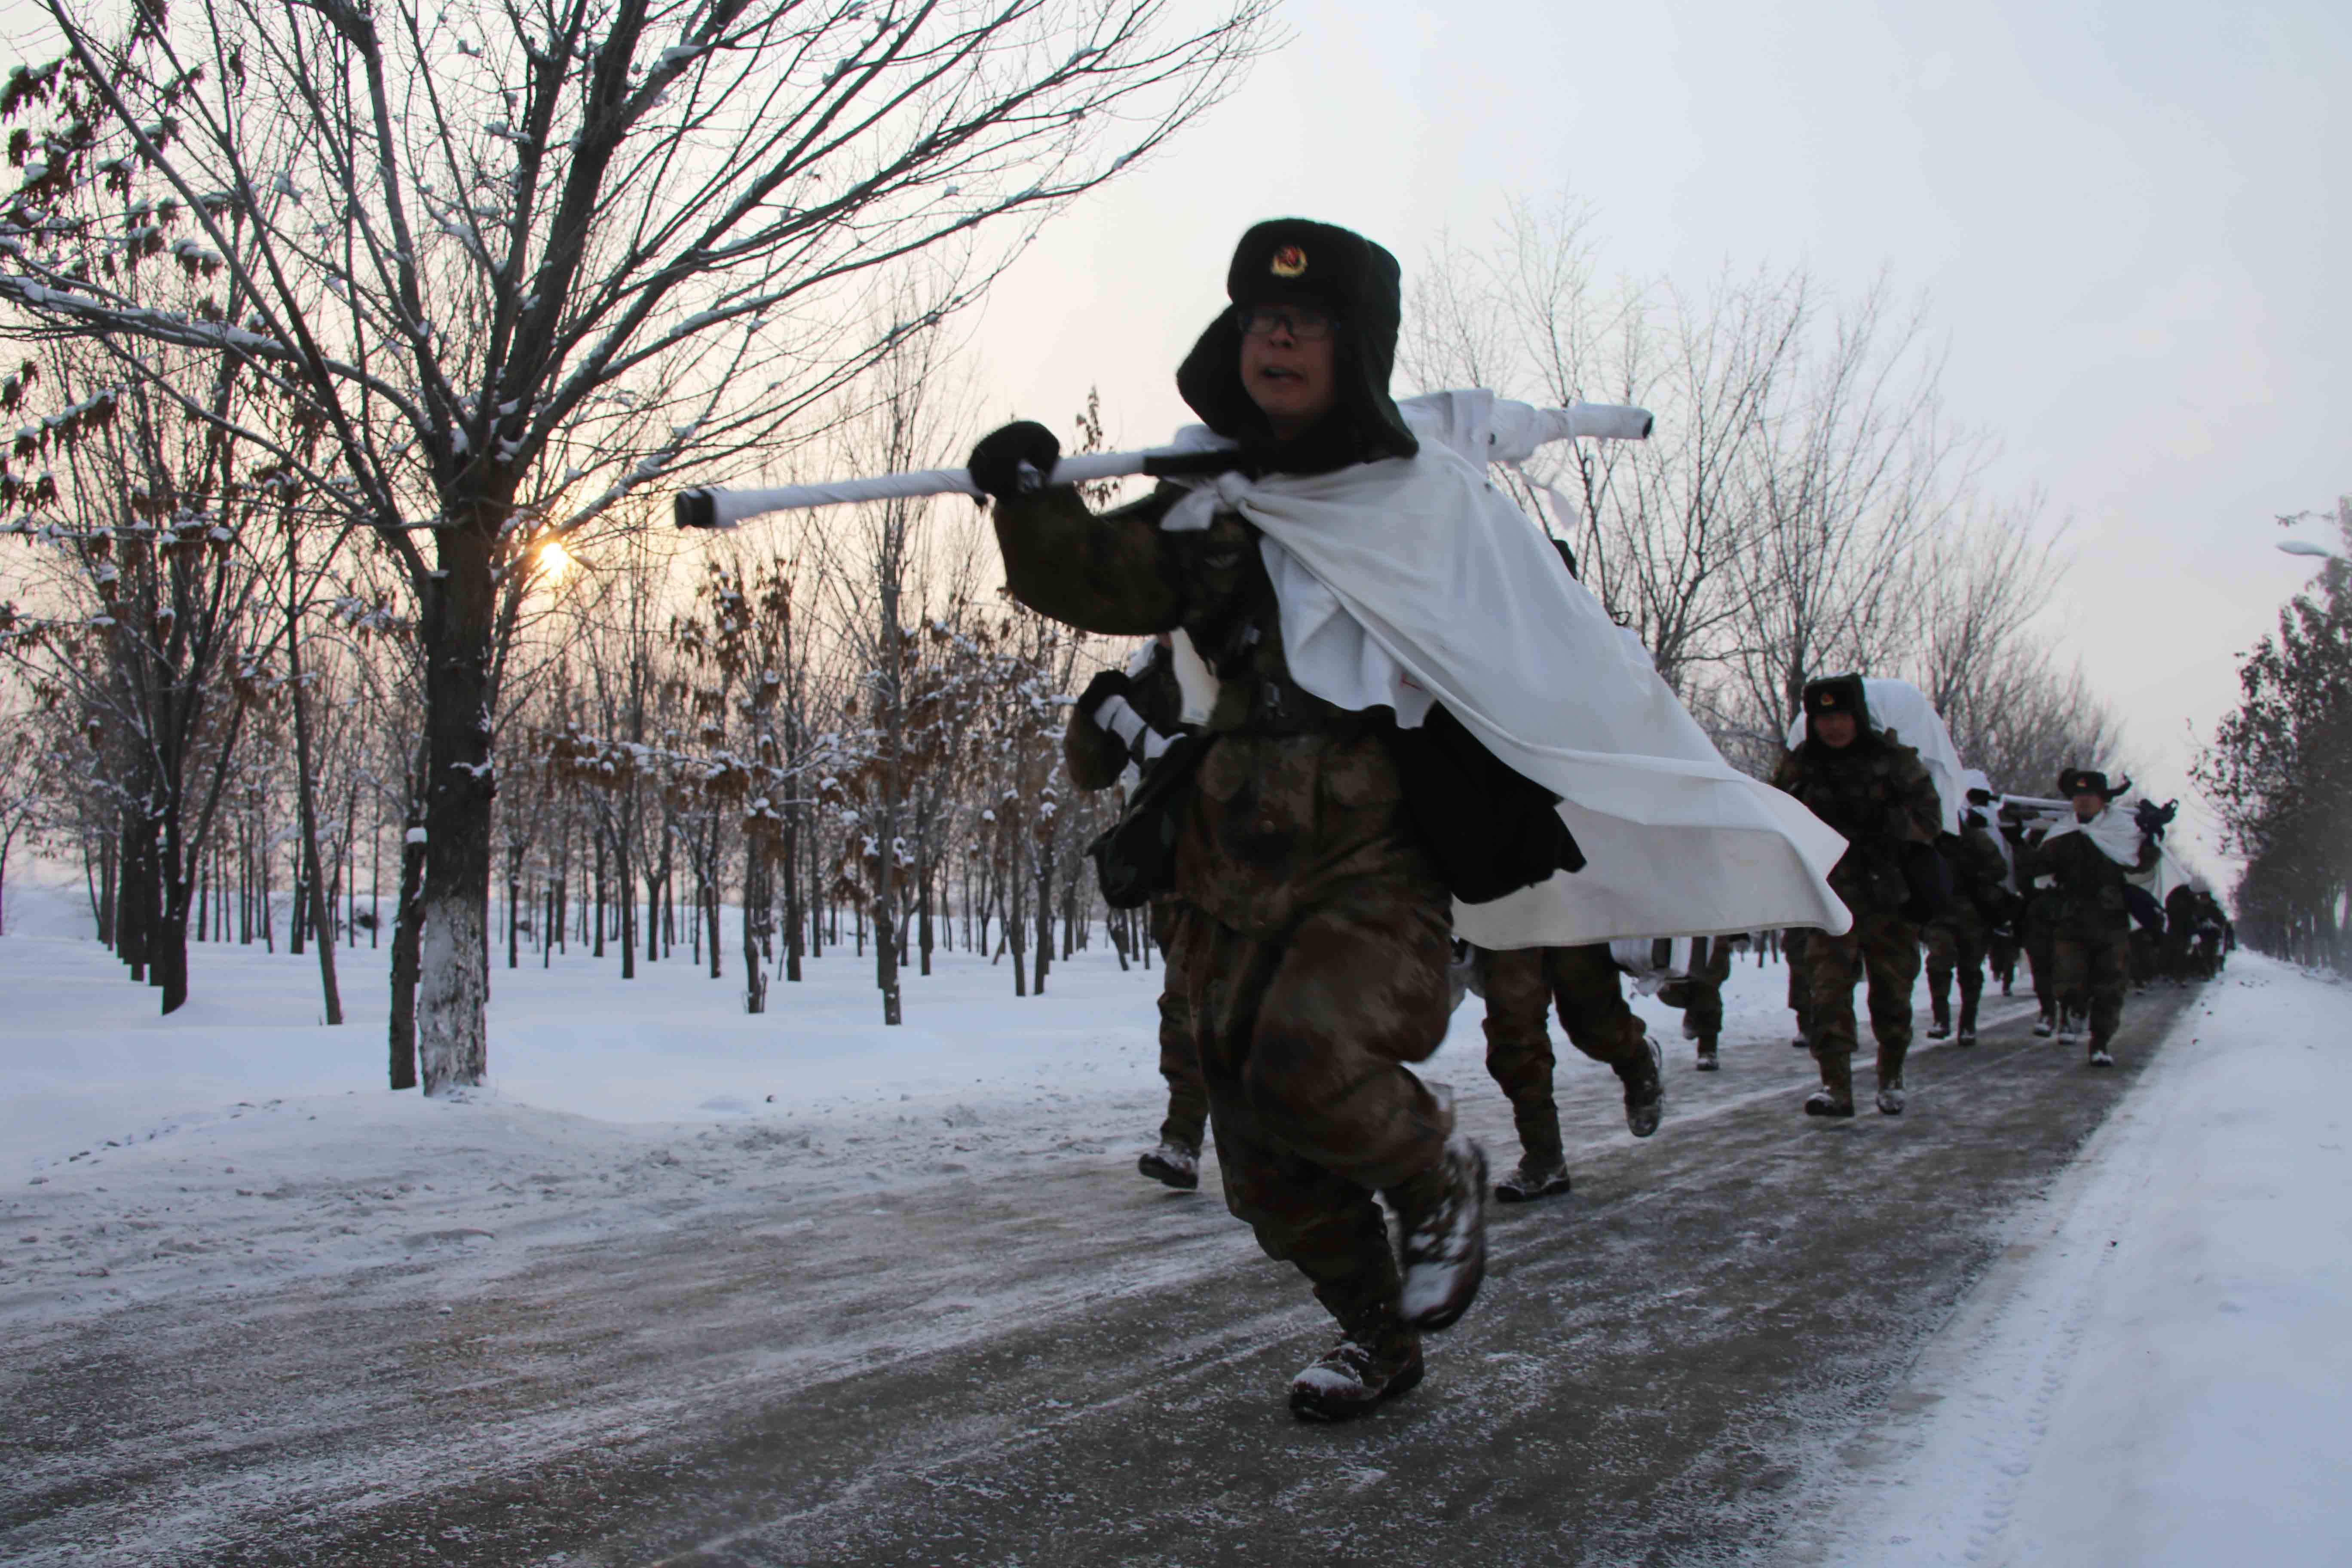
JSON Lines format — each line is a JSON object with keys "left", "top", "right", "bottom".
{"left": 1235, "top": 304, "right": 1335, "bottom": 341}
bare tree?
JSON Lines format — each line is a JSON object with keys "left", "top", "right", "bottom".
{"left": 2, "top": 0, "right": 1268, "bottom": 1090}
{"left": 1716, "top": 276, "right": 1983, "bottom": 764}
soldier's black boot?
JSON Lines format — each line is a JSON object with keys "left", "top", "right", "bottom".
{"left": 1387, "top": 1134, "right": 1488, "bottom": 1332}
{"left": 1694, "top": 1033, "right": 1720, "bottom": 1072}
{"left": 2088, "top": 1037, "right": 2115, "bottom": 1068}
{"left": 1875, "top": 1041, "right": 1911, "bottom": 1115}
{"left": 1805, "top": 1051, "right": 1856, "bottom": 1118}
{"left": 1137, "top": 1140, "right": 1200, "bottom": 1191}
{"left": 1957, "top": 988, "right": 1981, "bottom": 1047}
{"left": 1495, "top": 1096, "right": 1568, "bottom": 1203}
{"left": 1291, "top": 1273, "right": 1425, "bottom": 1423}
{"left": 2033, "top": 1011, "right": 2055, "bottom": 1038}
{"left": 1617, "top": 1035, "right": 1665, "bottom": 1137}
{"left": 1926, "top": 978, "right": 1952, "bottom": 1040}
{"left": 1494, "top": 1156, "right": 1572, "bottom": 1203}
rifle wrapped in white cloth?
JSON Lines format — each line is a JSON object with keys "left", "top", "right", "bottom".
{"left": 673, "top": 391, "right": 1656, "bottom": 530}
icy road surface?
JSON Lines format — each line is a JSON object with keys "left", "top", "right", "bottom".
{"left": 3, "top": 892, "right": 2329, "bottom": 1565}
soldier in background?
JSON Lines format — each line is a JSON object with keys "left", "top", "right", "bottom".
{"left": 2162, "top": 883, "right": 2201, "bottom": 982}
{"left": 2019, "top": 769, "right": 2161, "bottom": 1067}
{"left": 2008, "top": 816, "right": 2062, "bottom": 1037}
{"left": 1061, "top": 638, "right": 1207, "bottom": 1191}
{"left": 1472, "top": 943, "right": 1665, "bottom": 1201}
{"left": 1770, "top": 675, "right": 1946, "bottom": 1117}
{"left": 1657, "top": 934, "right": 1740, "bottom": 1071}
{"left": 1923, "top": 791, "right": 2011, "bottom": 1047}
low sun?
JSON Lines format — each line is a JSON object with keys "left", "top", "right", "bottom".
{"left": 537, "top": 540, "right": 576, "bottom": 579}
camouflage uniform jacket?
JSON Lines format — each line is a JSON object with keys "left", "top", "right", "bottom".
{"left": 998, "top": 482, "right": 1437, "bottom": 939}
{"left": 1951, "top": 821, "right": 2013, "bottom": 922}
{"left": 1770, "top": 732, "right": 1944, "bottom": 918}
{"left": 2022, "top": 818, "right": 2159, "bottom": 940}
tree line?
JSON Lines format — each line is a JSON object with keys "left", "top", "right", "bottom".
{"left": 2198, "top": 499, "right": 2350, "bottom": 971}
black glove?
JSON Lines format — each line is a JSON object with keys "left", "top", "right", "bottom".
{"left": 1076, "top": 668, "right": 1130, "bottom": 724}
{"left": 967, "top": 420, "right": 1061, "bottom": 502}
{"left": 2134, "top": 798, "right": 2177, "bottom": 839}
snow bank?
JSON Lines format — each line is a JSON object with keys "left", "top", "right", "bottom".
{"left": 1802, "top": 955, "right": 2352, "bottom": 1567}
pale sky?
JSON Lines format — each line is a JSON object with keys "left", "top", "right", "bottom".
{"left": 5, "top": 0, "right": 2342, "bottom": 879}
{"left": 966, "top": 0, "right": 2352, "bottom": 880}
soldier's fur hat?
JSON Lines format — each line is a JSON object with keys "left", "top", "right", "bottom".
{"left": 2057, "top": 768, "right": 2128, "bottom": 800}
{"left": 1800, "top": 673, "right": 1871, "bottom": 730}
{"left": 1176, "top": 219, "right": 1419, "bottom": 465}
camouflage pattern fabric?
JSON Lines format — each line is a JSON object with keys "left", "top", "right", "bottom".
{"left": 1768, "top": 729, "right": 1945, "bottom": 919}
{"left": 2053, "top": 930, "right": 2130, "bottom": 1047}
{"left": 1655, "top": 935, "right": 1736, "bottom": 1043}
{"left": 996, "top": 479, "right": 1455, "bottom": 1308}
{"left": 1783, "top": 927, "right": 1814, "bottom": 1041}
{"left": 1796, "top": 915, "right": 1924, "bottom": 1082}
{"left": 2021, "top": 817, "right": 2157, "bottom": 1048}
{"left": 1987, "top": 926, "right": 2021, "bottom": 993}
{"left": 1141, "top": 899, "right": 1207, "bottom": 1153}
{"left": 1771, "top": 728, "right": 1942, "bottom": 1088}
{"left": 1479, "top": 943, "right": 1653, "bottom": 1164}
{"left": 1923, "top": 918, "right": 1988, "bottom": 1035}
{"left": 1165, "top": 876, "right": 1454, "bottom": 1292}
{"left": 1923, "top": 824, "right": 2003, "bottom": 1035}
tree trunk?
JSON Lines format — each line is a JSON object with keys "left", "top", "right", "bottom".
{"left": 387, "top": 802, "right": 428, "bottom": 1090}
{"left": 705, "top": 815, "right": 725, "bottom": 979}
{"left": 743, "top": 845, "right": 768, "bottom": 1015}
{"left": 154, "top": 803, "right": 191, "bottom": 1015}
{"left": 783, "top": 821, "right": 804, "bottom": 982}
{"left": 285, "top": 597, "right": 344, "bottom": 1025}
{"left": 413, "top": 527, "right": 499, "bottom": 1094}
{"left": 117, "top": 805, "right": 152, "bottom": 980}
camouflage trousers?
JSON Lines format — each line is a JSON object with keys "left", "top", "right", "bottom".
{"left": 1782, "top": 928, "right": 1813, "bottom": 1041}
{"left": 1480, "top": 944, "right": 1653, "bottom": 1164}
{"left": 2025, "top": 923, "right": 2057, "bottom": 1019}
{"left": 1165, "top": 875, "right": 1454, "bottom": 1300}
{"left": 2053, "top": 927, "right": 2130, "bottom": 1047}
{"left": 1657, "top": 937, "right": 1736, "bottom": 1044}
{"left": 1923, "top": 919, "right": 1986, "bottom": 1035}
{"left": 1149, "top": 901, "right": 1206, "bottom": 1153}
{"left": 1988, "top": 928, "right": 2020, "bottom": 992}
{"left": 1795, "top": 913, "right": 1922, "bottom": 1083}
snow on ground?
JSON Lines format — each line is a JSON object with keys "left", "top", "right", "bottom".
{"left": 1794, "top": 953, "right": 2352, "bottom": 1568}
{"left": 0, "top": 878, "right": 1725, "bottom": 1329}
{"left": 16, "top": 871, "right": 2351, "bottom": 1566}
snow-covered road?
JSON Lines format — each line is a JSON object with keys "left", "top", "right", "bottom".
{"left": 4, "top": 885, "right": 2343, "bottom": 1565}
{"left": 1787, "top": 959, "right": 2352, "bottom": 1568}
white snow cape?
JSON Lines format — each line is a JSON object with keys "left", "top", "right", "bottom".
{"left": 1786, "top": 677, "right": 1969, "bottom": 833}
{"left": 1155, "top": 389, "right": 1853, "bottom": 946}
{"left": 2038, "top": 805, "right": 2146, "bottom": 869}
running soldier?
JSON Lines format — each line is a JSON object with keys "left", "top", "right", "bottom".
{"left": 1923, "top": 794, "right": 2010, "bottom": 1046}
{"left": 2019, "top": 769, "right": 2160, "bottom": 1067}
{"left": 1470, "top": 943, "right": 1665, "bottom": 1202}
{"left": 2006, "top": 814, "right": 2062, "bottom": 1036}
{"left": 1771, "top": 675, "right": 1946, "bottom": 1116}
{"left": 974, "top": 220, "right": 1563, "bottom": 1421}
{"left": 1657, "top": 934, "right": 1740, "bottom": 1071}
{"left": 1062, "top": 639, "right": 1207, "bottom": 1190}
{"left": 2162, "top": 883, "right": 2201, "bottom": 982}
